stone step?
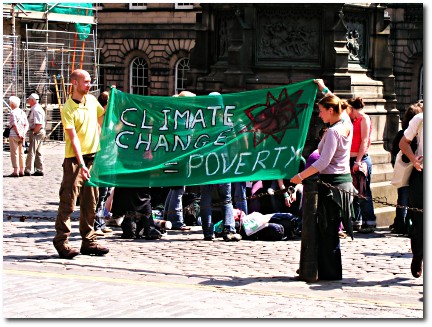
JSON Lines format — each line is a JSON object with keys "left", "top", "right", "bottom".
{"left": 370, "top": 181, "right": 398, "bottom": 208}
{"left": 362, "top": 149, "right": 398, "bottom": 227}
{"left": 371, "top": 181, "right": 398, "bottom": 228}
{"left": 375, "top": 206, "right": 396, "bottom": 228}
{"left": 371, "top": 163, "right": 395, "bottom": 183}
{"left": 368, "top": 148, "right": 395, "bottom": 182}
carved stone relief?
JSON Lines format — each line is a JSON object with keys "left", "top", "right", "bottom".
{"left": 256, "top": 8, "right": 320, "bottom": 63}
{"left": 216, "top": 12, "right": 236, "bottom": 60}
{"left": 346, "top": 29, "right": 360, "bottom": 61}
{"left": 343, "top": 13, "right": 366, "bottom": 64}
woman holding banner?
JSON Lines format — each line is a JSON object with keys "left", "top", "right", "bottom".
{"left": 289, "top": 79, "right": 356, "bottom": 280}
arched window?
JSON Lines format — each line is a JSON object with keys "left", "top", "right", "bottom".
{"left": 175, "top": 57, "right": 190, "bottom": 94}
{"left": 130, "top": 57, "right": 149, "bottom": 95}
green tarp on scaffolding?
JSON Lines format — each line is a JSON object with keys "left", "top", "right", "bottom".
{"left": 13, "top": 3, "right": 94, "bottom": 39}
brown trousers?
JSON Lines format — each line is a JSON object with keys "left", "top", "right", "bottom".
{"left": 53, "top": 156, "right": 98, "bottom": 250}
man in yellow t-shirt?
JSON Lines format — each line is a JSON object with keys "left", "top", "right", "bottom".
{"left": 53, "top": 69, "right": 109, "bottom": 259}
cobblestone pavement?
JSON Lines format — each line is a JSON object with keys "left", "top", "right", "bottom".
{"left": 2, "top": 142, "right": 424, "bottom": 318}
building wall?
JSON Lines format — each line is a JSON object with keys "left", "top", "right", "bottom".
{"left": 2, "top": 3, "right": 423, "bottom": 147}
{"left": 387, "top": 4, "right": 423, "bottom": 116}
{"left": 96, "top": 3, "right": 201, "bottom": 96}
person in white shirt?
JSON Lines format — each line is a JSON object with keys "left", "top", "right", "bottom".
{"left": 399, "top": 111, "right": 423, "bottom": 278}
{"left": 24, "top": 93, "right": 46, "bottom": 176}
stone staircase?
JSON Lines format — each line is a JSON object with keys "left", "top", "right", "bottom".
{"left": 344, "top": 64, "right": 400, "bottom": 228}
{"left": 368, "top": 147, "right": 398, "bottom": 228}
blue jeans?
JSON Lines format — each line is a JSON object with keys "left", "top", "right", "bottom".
{"left": 393, "top": 186, "right": 409, "bottom": 230}
{"left": 351, "top": 155, "right": 376, "bottom": 226}
{"left": 232, "top": 182, "right": 248, "bottom": 214}
{"left": 94, "top": 187, "right": 109, "bottom": 231}
{"left": 200, "top": 183, "right": 234, "bottom": 237}
{"left": 164, "top": 187, "right": 186, "bottom": 229}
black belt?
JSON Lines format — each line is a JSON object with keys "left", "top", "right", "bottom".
{"left": 351, "top": 154, "right": 368, "bottom": 160}
{"left": 83, "top": 153, "right": 96, "bottom": 159}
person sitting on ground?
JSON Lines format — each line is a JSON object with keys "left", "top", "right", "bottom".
{"left": 111, "top": 187, "right": 162, "bottom": 240}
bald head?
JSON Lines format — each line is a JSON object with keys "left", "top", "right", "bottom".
{"left": 70, "top": 69, "right": 90, "bottom": 83}
{"left": 70, "top": 69, "right": 91, "bottom": 98}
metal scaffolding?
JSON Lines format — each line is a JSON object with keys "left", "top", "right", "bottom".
{"left": 24, "top": 27, "right": 99, "bottom": 140}
{"left": 3, "top": 3, "right": 99, "bottom": 143}
{"left": 2, "top": 35, "right": 22, "bottom": 131}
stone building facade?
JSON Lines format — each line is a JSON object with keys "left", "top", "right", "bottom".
{"left": 387, "top": 4, "right": 424, "bottom": 114}
{"left": 95, "top": 2, "right": 201, "bottom": 96}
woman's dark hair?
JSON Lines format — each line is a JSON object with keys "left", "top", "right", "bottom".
{"left": 347, "top": 97, "right": 365, "bottom": 110}
{"left": 318, "top": 94, "right": 348, "bottom": 114}
{"left": 98, "top": 91, "right": 109, "bottom": 107}
{"left": 318, "top": 126, "right": 328, "bottom": 139}
{"left": 402, "top": 101, "right": 423, "bottom": 129}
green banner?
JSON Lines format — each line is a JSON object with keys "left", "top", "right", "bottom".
{"left": 89, "top": 79, "right": 318, "bottom": 187}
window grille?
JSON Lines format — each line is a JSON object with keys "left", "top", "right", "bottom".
{"left": 129, "top": 3, "right": 147, "bottom": 10}
{"left": 175, "top": 57, "right": 190, "bottom": 94}
{"left": 130, "top": 57, "right": 149, "bottom": 95}
{"left": 175, "top": 3, "right": 194, "bottom": 10}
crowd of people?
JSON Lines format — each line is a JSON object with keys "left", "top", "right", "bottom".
{"left": 4, "top": 69, "right": 423, "bottom": 280}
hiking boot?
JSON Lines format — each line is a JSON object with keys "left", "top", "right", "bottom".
{"left": 121, "top": 216, "right": 137, "bottom": 238}
{"left": 222, "top": 227, "right": 242, "bottom": 242}
{"left": 352, "top": 224, "right": 362, "bottom": 232}
{"left": 145, "top": 228, "right": 162, "bottom": 240}
{"left": 57, "top": 246, "right": 79, "bottom": 259}
{"left": 411, "top": 258, "right": 422, "bottom": 278}
{"left": 203, "top": 235, "right": 215, "bottom": 241}
{"left": 390, "top": 224, "right": 408, "bottom": 235}
{"left": 121, "top": 233, "right": 136, "bottom": 239}
{"left": 80, "top": 242, "right": 109, "bottom": 256}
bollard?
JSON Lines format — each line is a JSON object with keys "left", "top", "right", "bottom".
{"left": 299, "top": 174, "right": 319, "bottom": 282}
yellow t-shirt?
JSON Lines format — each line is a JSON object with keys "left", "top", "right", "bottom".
{"left": 61, "top": 94, "right": 105, "bottom": 158}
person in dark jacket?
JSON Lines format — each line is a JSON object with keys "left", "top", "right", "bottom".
{"left": 111, "top": 187, "right": 162, "bottom": 240}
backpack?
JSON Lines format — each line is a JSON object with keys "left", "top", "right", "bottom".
{"left": 239, "top": 222, "right": 285, "bottom": 241}
{"left": 269, "top": 213, "right": 302, "bottom": 239}
{"left": 254, "top": 223, "right": 285, "bottom": 241}
{"left": 183, "top": 194, "right": 201, "bottom": 226}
